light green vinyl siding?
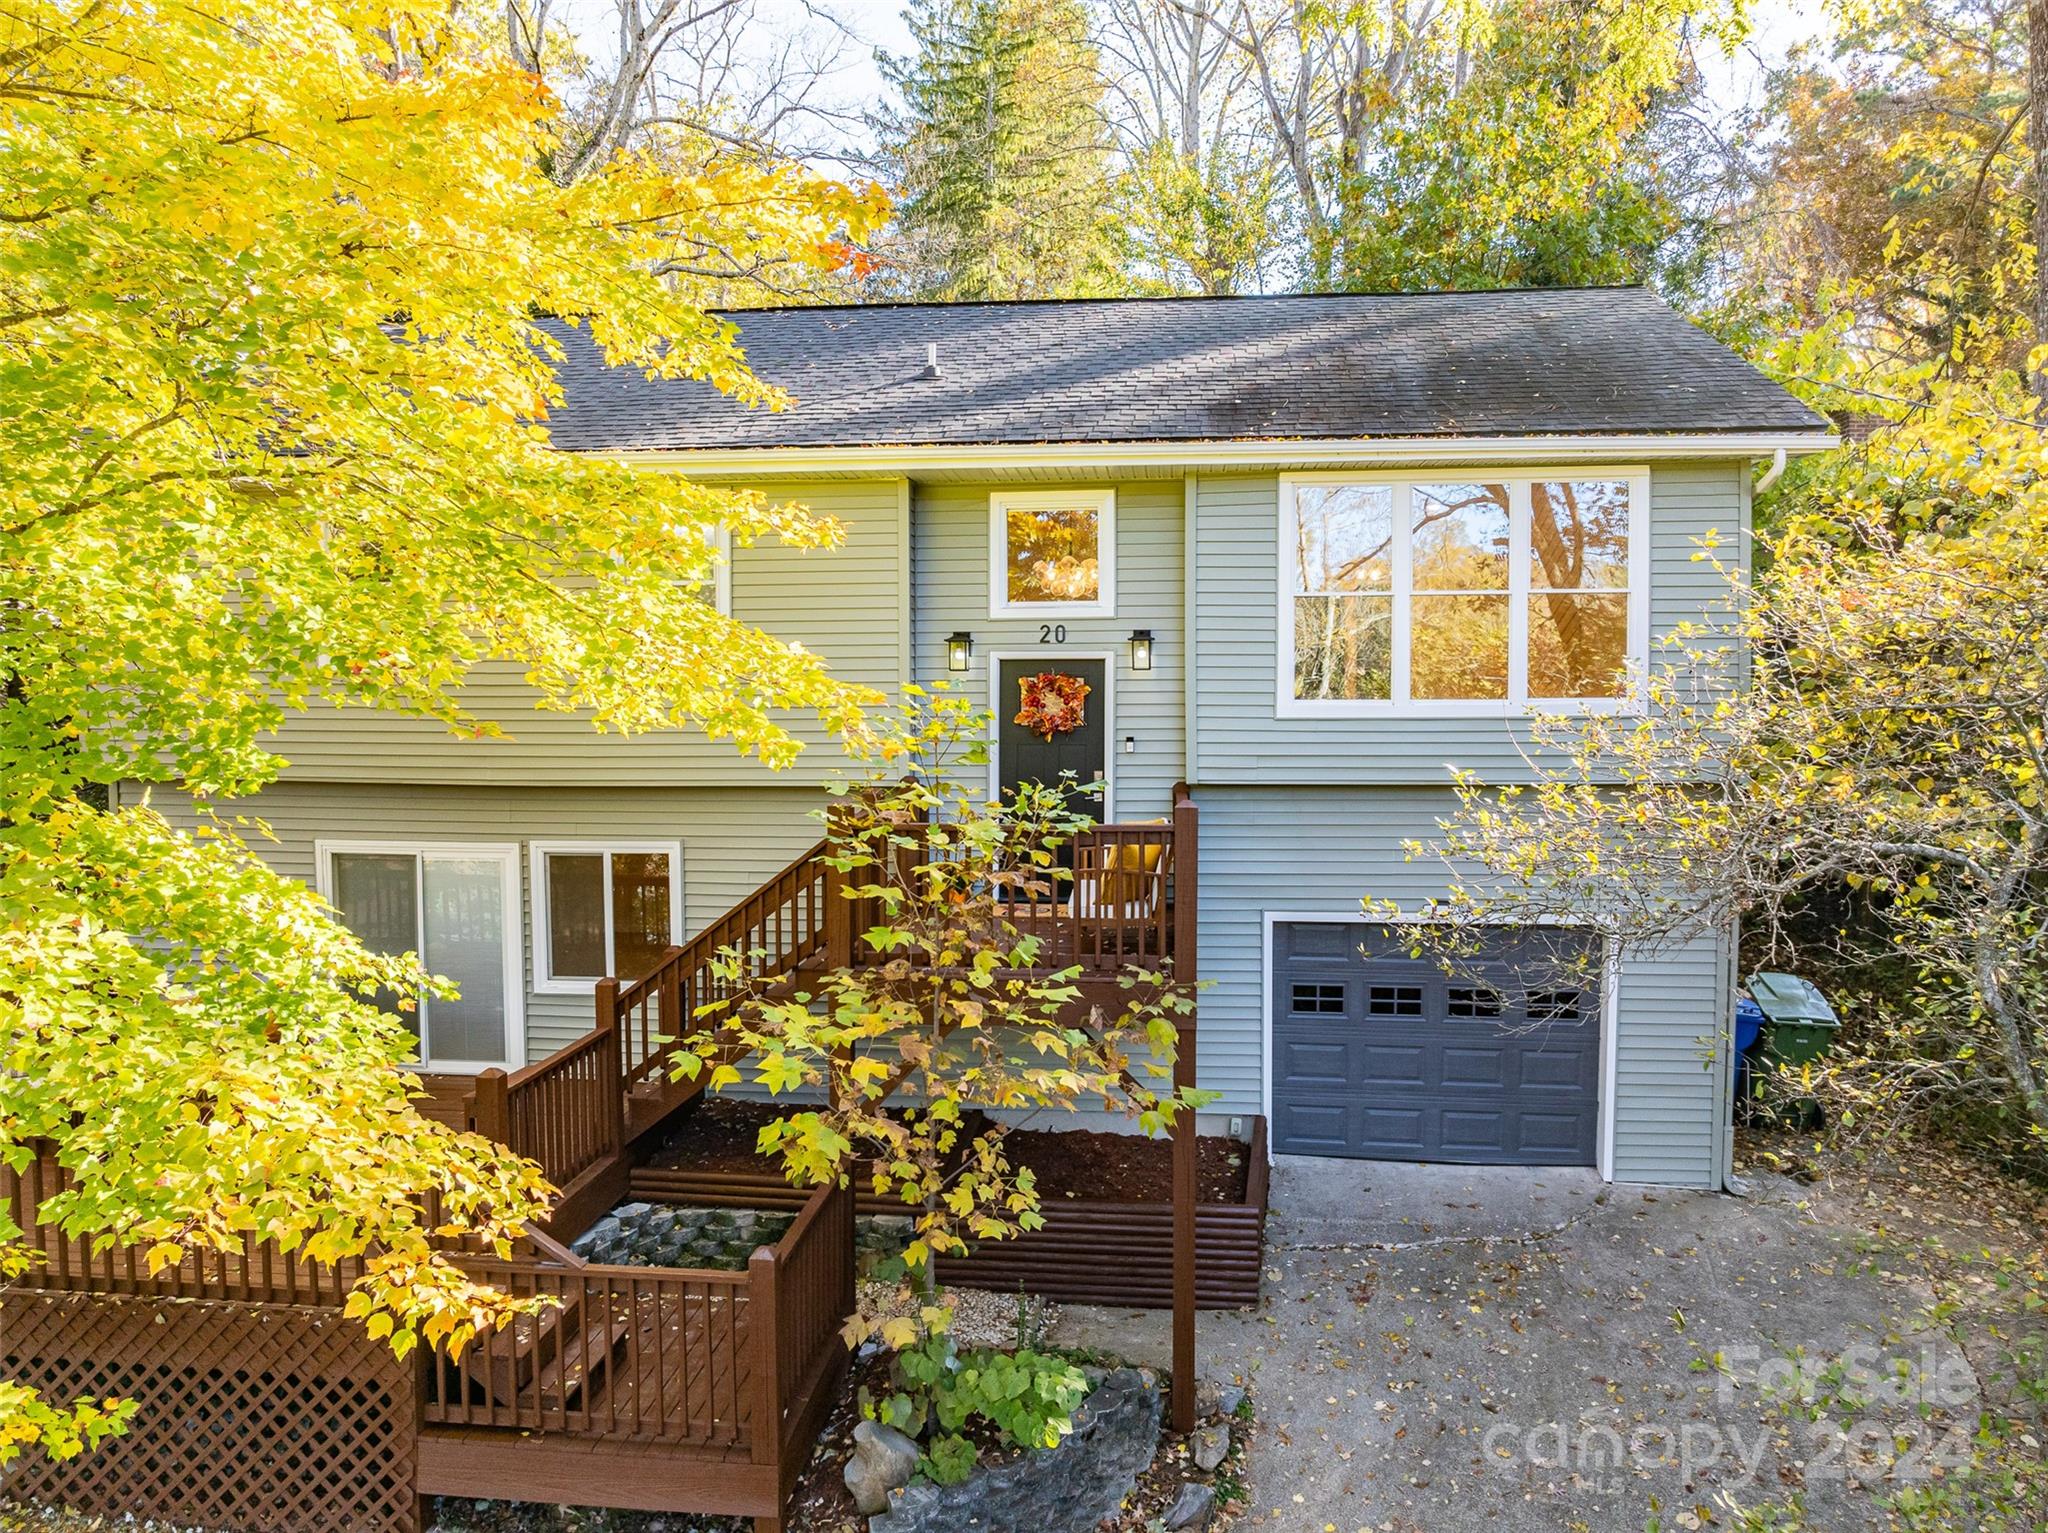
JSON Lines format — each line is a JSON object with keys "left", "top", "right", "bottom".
{"left": 129, "top": 779, "right": 824, "bottom": 1063}
{"left": 910, "top": 479, "right": 1186, "bottom": 818}
{"left": 1191, "top": 785, "right": 1730, "bottom": 1188}
{"left": 264, "top": 477, "right": 908, "bottom": 787}
{"left": 1189, "top": 462, "right": 1748, "bottom": 784}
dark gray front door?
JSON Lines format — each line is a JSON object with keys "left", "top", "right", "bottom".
{"left": 995, "top": 657, "right": 1108, "bottom": 819}
{"left": 1272, "top": 923, "right": 1602, "bottom": 1165}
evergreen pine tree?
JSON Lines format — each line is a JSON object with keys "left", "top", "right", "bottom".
{"left": 873, "top": 0, "right": 1114, "bottom": 299}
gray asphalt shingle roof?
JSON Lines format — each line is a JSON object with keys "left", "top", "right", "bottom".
{"left": 540, "top": 288, "right": 1827, "bottom": 453}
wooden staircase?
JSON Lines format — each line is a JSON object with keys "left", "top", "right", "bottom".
{"left": 463, "top": 792, "right": 1195, "bottom": 1241}
{"left": 457, "top": 1286, "right": 632, "bottom": 1411}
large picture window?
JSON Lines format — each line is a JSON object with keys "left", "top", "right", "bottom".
{"left": 530, "top": 842, "right": 682, "bottom": 993}
{"left": 990, "top": 489, "right": 1115, "bottom": 616}
{"left": 1280, "top": 471, "right": 1647, "bottom": 714}
{"left": 316, "top": 842, "right": 521, "bottom": 1071}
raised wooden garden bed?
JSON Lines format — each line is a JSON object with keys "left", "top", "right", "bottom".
{"left": 629, "top": 1106, "right": 1270, "bottom": 1311}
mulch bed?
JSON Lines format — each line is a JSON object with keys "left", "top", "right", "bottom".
{"left": 650, "top": 1098, "right": 1249, "bottom": 1204}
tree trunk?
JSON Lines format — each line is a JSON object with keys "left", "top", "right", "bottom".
{"left": 2030, "top": 0, "right": 2048, "bottom": 403}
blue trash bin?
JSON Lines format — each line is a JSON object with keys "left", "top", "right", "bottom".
{"left": 1734, "top": 997, "right": 1765, "bottom": 1055}
{"left": 1732, "top": 997, "right": 1766, "bottom": 1116}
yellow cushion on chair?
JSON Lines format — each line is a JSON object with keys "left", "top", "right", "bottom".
{"left": 1095, "top": 821, "right": 1169, "bottom": 909}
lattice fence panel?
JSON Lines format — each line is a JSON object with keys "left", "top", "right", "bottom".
{"left": 0, "top": 1291, "right": 417, "bottom": 1533}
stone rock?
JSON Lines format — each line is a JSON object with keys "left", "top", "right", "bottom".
{"left": 1164, "top": 1482, "right": 1217, "bottom": 1530}
{"left": 844, "top": 1419, "right": 921, "bottom": 1515}
{"left": 1191, "top": 1423, "right": 1231, "bottom": 1472}
{"left": 1213, "top": 1384, "right": 1246, "bottom": 1419}
{"left": 871, "top": 1367, "right": 1160, "bottom": 1533}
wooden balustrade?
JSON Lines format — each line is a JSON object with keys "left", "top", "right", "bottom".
{"left": 417, "top": 1179, "right": 852, "bottom": 1457}
{"left": 582, "top": 800, "right": 1196, "bottom": 1150}
{"left": 610, "top": 839, "right": 832, "bottom": 1104}
{"left": 477, "top": 1025, "right": 622, "bottom": 1186}
{"left": 751, "top": 1178, "right": 857, "bottom": 1463}
{"left": 424, "top": 1257, "right": 754, "bottom": 1445}
{"left": 0, "top": 1148, "right": 364, "bottom": 1307}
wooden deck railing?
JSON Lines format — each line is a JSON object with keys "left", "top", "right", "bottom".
{"left": 4, "top": 1146, "right": 851, "bottom": 1457}
{"left": 573, "top": 790, "right": 1197, "bottom": 1154}
{"left": 420, "top": 1179, "right": 853, "bottom": 1454}
{"left": 752, "top": 1177, "right": 857, "bottom": 1465}
{"left": 838, "top": 798, "right": 1195, "bottom": 977}
{"left": 611, "top": 838, "right": 833, "bottom": 1101}
{"left": 424, "top": 1258, "right": 754, "bottom": 1444}
{"left": 474, "top": 1020, "right": 625, "bottom": 1198}
{"left": 1, "top": 1148, "right": 367, "bottom": 1306}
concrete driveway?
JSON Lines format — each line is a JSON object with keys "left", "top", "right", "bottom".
{"left": 1051, "top": 1156, "right": 1996, "bottom": 1533}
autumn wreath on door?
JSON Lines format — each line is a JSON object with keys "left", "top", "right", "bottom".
{"left": 1015, "top": 670, "right": 1092, "bottom": 741}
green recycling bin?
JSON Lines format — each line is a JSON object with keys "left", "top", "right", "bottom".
{"left": 1748, "top": 971, "right": 1840, "bottom": 1066}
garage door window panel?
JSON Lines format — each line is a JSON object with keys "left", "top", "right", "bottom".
{"left": 1290, "top": 982, "right": 1347, "bottom": 1015}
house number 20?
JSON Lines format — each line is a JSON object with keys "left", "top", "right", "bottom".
{"left": 1038, "top": 623, "right": 1067, "bottom": 644}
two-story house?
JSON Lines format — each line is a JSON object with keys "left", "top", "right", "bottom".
{"left": 123, "top": 287, "right": 1833, "bottom": 1191}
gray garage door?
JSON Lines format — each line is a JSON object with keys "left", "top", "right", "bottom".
{"left": 1272, "top": 923, "right": 1602, "bottom": 1165}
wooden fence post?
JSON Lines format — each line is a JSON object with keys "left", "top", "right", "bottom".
{"left": 594, "top": 980, "right": 625, "bottom": 1154}
{"left": 473, "top": 1067, "right": 511, "bottom": 1148}
{"left": 823, "top": 855, "right": 852, "bottom": 972}
{"left": 749, "top": 1246, "right": 782, "bottom": 1475}
{"left": 1169, "top": 784, "right": 1199, "bottom": 1434}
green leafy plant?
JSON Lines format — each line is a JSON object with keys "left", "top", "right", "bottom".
{"left": 864, "top": 1330, "right": 1091, "bottom": 1482}
{"left": 923, "top": 1431, "right": 979, "bottom": 1486}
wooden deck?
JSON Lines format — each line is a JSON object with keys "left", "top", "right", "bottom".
{"left": 0, "top": 1150, "right": 854, "bottom": 1533}
{"left": 0, "top": 791, "right": 1201, "bottom": 1530}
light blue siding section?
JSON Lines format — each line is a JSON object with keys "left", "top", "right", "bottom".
{"left": 910, "top": 479, "right": 1186, "bottom": 818}
{"left": 1189, "top": 462, "right": 1748, "bottom": 784}
{"left": 1189, "top": 785, "right": 1729, "bottom": 1187}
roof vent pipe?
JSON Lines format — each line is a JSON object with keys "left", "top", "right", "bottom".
{"left": 922, "top": 342, "right": 941, "bottom": 379}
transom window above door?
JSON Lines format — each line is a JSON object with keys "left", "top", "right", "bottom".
{"left": 1280, "top": 472, "right": 1646, "bottom": 715}
{"left": 990, "top": 489, "right": 1115, "bottom": 616}
{"left": 531, "top": 842, "right": 682, "bottom": 993}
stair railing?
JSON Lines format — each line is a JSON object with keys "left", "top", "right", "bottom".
{"left": 608, "top": 838, "right": 835, "bottom": 1100}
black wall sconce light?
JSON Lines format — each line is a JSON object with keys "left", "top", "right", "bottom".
{"left": 1128, "top": 629, "right": 1155, "bottom": 672}
{"left": 946, "top": 631, "right": 973, "bottom": 672}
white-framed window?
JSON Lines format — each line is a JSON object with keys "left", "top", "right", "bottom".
{"left": 990, "top": 488, "right": 1115, "bottom": 616}
{"left": 700, "top": 525, "right": 732, "bottom": 615}
{"left": 1277, "top": 470, "right": 1649, "bottom": 716}
{"left": 529, "top": 841, "right": 683, "bottom": 994}
{"left": 314, "top": 841, "right": 523, "bottom": 1072}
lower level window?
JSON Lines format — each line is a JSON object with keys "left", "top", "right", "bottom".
{"left": 531, "top": 842, "right": 682, "bottom": 992}
{"left": 318, "top": 843, "right": 521, "bottom": 1070}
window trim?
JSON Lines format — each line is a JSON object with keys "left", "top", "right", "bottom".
{"left": 1275, "top": 468, "right": 1651, "bottom": 718}
{"left": 529, "top": 840, "right": 685, "bottom": 996}
{"left": 312, "top": 840, "right": 523, "bottom": 1073}
{"left": 704, "top": 525, "right": 732, "bottom": 616}
{"left": 989, "top": 488, "right": 1116, "bottom": 618}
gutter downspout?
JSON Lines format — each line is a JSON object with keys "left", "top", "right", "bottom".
{"left": 1754, "top": 446, "right": 1788, "bottom": 495}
